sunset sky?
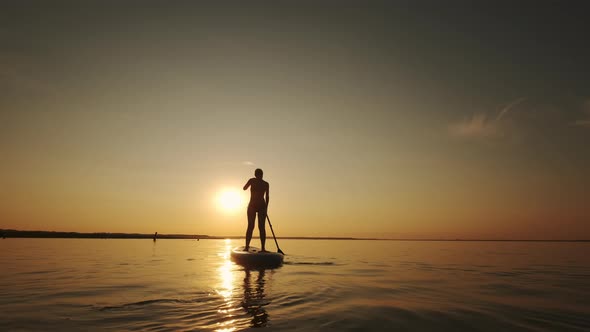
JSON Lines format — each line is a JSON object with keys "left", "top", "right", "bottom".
{"left": 1, "top": 2, "right": 589, "bottom": 239}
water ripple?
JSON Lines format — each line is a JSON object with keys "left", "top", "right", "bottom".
{"left": 1, "top": 239, "right": 588, "bottom": 331}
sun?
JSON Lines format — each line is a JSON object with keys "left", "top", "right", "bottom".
{"left": 216, "top": 188, "right": 244, "bottom": 214}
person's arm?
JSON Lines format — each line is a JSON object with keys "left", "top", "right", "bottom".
{"left": 243, "top": 178, "right": 252, "bottom": 190}
{"left": 265, "top": 184, "right": 270, "bottom": 207}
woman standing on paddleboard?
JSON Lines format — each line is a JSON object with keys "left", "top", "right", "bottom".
{"left": 243, "top": 168, "right": 269, "bottom": 252}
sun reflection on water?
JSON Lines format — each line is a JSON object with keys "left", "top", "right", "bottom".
{"left": 217, "top": 260, "right": 233, "bottom": 299}
{"left": 214, "top": 239, "right": 237, "bottom": 332}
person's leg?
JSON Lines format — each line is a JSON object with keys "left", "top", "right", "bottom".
{"left": 245, "top": 206, "right": 255, "bottom": 250}
{"left": 258, "top": 210, "right": 267, "bottom": 251}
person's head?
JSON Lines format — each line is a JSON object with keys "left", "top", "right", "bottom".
{"left": 254, "top": 168, "right": 263, "bottom": 179}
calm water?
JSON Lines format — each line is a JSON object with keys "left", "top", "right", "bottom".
{"left": 1, "top": 239, "right": 589, "bottom": 331}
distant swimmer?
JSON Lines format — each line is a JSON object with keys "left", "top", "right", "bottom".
{"left": 243, "top": 168, "right": 269, "bottom": 252}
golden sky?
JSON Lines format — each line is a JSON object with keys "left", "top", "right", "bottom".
{"left": 1, "top": 2, "right": 589, "bottom": 239}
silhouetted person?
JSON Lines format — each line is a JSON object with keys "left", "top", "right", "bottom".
{"left": 153, "top": 232, "right": 158, "bottom": 242}
{"left": 243, "top": 168, "right": 269, "bottom": 251}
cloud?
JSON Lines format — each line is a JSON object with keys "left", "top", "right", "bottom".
{"left": 449, "top": 98, "right": 525, "bottom": 139}
{"left": 449, "top": 112, "right": 499, "bottom": 138}
{"left": 242, "top": 161, "right": 255, "bottom": 166}
{"left": 573, "top": 100, "right": 590, "bottom": 128}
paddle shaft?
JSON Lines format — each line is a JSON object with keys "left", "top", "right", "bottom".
{"left": 266, "top": 214, "right": 285, "bottom": 255}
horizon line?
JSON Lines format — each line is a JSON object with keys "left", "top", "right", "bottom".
{"left": 1, "top": 229, "right": 588, "bottom": 242}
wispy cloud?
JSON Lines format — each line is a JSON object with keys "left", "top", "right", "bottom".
{"left": 449, "top": 112, "right": 499, "bottom": 138}
{"left": 449, "top": 98, "right": 525, "bottom": 139}
{"left": 573, "top": 99, "right": 590, "bottom": 128}
{"left": 242, "top": 161, "right": 255, "bottom": 166}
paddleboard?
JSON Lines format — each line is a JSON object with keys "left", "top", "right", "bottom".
{"left": 230, "top": 246, "right": 284, "bottom": 268}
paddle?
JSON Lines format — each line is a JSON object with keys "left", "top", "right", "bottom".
{"left": 266, "top": 214, "right": 285, "bottom": 255}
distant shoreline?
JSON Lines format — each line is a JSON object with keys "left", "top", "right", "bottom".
{"left": 0, "top": 229, "right": 588, "bottom": 242}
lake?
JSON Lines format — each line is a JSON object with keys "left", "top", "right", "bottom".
{"left": 1, "top": 238, "right": 589, "bottom": 331}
